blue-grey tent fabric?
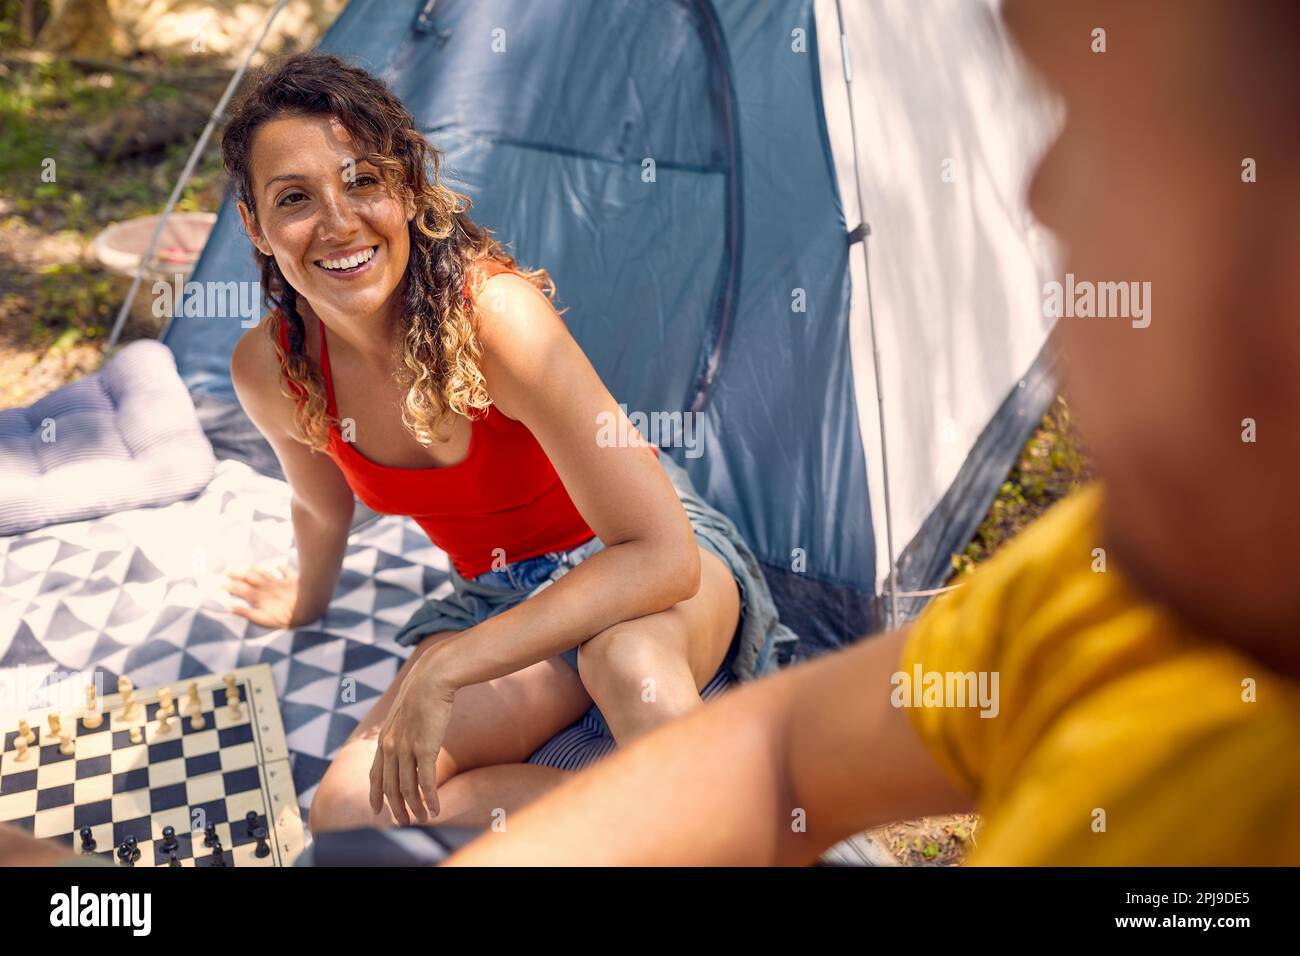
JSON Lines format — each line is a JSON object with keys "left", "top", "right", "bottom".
{"left": 0, "top": 340, "right": 216, "bottom": 537}
{"left": 164, "top": 0, "right": 876, "bottom": 657}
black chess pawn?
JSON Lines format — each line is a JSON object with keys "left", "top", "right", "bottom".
{"left": 245, "top": 810, "right": 260, "bottom": 837}
{"left": 116, "top": 835, "right": 140, "bottom": 866}
{"left": 203, "top": 821, "right": 218, "bottom": 847}
{"left": 167, "top": 851, "right": 181, "bottom": 868}
{"left": 79, "top": 827, "right": 96, "bottom": 854}
{"left": 161, "top": 825, "right": 179, "bottom": 853}
{"left": 252, "top": 825, "right": 271, "bottom": 859}
{"left": 210, "top": 839, "right": 226, "bottom": 867}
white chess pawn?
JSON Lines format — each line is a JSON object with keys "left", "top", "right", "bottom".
{"left": 128, "top": 725, "right": 143, "bottom": 745}
{"left": 13, "top": 736, "right": 29, "bottom": 761}
{"left": 158, "top": 687, "right": 175, "bottom": 716}
{"left": 189, "top": 710, "right": 206, "bottom": 731}
{"left": 156, "top": 707, "right": 172, "bottom": 734}
{"left": 58, "top": 733, "right": 74, "bottom": 757}
{"left": 119, "top": 676, "right": 139, "bottom": 721}
{"left": 225, "top": 676, "right": 242, "bottom": 720}
{"left": 82, "top": 684, "right": 103, "bottom": 730}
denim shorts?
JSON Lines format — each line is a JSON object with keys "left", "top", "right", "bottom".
{"left": 390, "top": 453, "right": 799, "bottom": 738}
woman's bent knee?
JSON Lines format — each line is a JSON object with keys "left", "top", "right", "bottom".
{"left": 309, "top": 739, "right": 459, "bottom": 835}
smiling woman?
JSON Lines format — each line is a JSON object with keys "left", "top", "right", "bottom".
{"left": 218, "top": 59, "right": 518, "bottom": 452}
{"left": 215, "top": 52, "right": 793, "bottom": 835}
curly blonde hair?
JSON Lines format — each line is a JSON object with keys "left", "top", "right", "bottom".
{"left": 221, "top": 52, "right": 560, "bottom": 450}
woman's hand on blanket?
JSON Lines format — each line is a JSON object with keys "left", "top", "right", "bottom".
{"left": 221, "top": 563, "right": 303, "bottom": 629}
{"left": 369, "top": 659, "right": 456, "bottom": 825}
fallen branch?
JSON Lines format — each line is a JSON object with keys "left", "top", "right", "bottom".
{"left": 0, "top": 51, "right": 232, "bottom": 88}
{"left": 81, "top": 97, "right": 217, "bottom": 161}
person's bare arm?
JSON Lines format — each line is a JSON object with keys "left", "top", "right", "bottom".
{"left": 418, "top": 273, "right": 700, "bottom": 690}
{"left": 227, "top": 321, "right": 356, "bottom": 627}
{"left": 444, "top": 628, "right": 972, "bottom": 865}
{"left": 0, "top": 824, "right": 76, "bottom": 866}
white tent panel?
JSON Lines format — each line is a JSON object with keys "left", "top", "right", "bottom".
{"left": 815, "top": 0, "right": 1061, "bottom": 594}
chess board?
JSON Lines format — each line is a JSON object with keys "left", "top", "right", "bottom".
{"left": 0, "top": 665, "right": 303, "bottom": 867}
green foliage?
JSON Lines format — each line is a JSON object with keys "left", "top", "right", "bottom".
{"left": 0, "top": 56, "right": 228, "bottom": 369}
{"left": 0, "top": 0, "right": 52, "bottom": 48}
{"left": 0, "top": 58, "right": 226, "bottom": 227}
{"left": 29, "top": 262, "right": 116, "bottom": 344}
{"left": 951, "top": 395, "right": 1091, "bottom": 577}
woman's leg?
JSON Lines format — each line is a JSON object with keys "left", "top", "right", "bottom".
{"left": 310, "top": 629, "right": 594, "bottom": 834}
{"left": 429, "top": 763, "right": 573, "bottom": 829}
{"left": 577, "top": 546, "right": 741, "bottom": 743}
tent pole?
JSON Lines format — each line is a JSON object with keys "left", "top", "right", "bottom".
{"left": 833, "top": 0, "right": 899, "bottom": 631}
{"left": 105, "top": 0, "right": 292, "bottom": 354}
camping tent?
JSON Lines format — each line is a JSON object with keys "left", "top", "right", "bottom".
{"left": 165, "top": 0, "right": 1057, "bottom": 652}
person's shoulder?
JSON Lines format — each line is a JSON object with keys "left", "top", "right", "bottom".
{"left": 470, "top": 265, "right": 580, "bottom": 419}
{"left": 920, "top": 485, "right": 1106, "bottom": 627}
{"left": 472, "top": 267, "right": 568, "bottom": 357}
{"left": 898, "top": 484, "right": 1114, "bottom": 716}
{"left": 990, "top": 484, "right": 1104, "bottom": 576}
{"left": 471, "top": 263, "right": 553, "bottom": 312}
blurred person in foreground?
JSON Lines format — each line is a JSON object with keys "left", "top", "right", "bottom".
{"left": 445, "top": 0, "right": 1300, "bottom": 866}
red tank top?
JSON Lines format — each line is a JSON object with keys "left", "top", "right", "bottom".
{"left": 273, "top": 261, "right": 595, "bottom": 578}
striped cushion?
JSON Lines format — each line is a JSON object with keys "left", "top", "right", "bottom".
{"left": 0, "top": 340, "right": 216, "bottom": 536}
{"left": 527, "top": 667, "right": 733, "bottom": 771}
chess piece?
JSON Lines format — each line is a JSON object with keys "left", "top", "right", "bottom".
{"left": 203, "top": 822, "right": 218, "bottom": 848}
{"left": 156, "top": 705, "right": 172, "bottom": 735}
{"left": 13, "top": 736, "right": 29, "bottom": 761}
{"left": 185, "top": 682, "right": 205, "bottom": 728}
{"left": 116, "top": 835, "right": 140, "bottom": 866}
{"left": 253, "top": 826, "right": 271, "bottom": 859}
{"left": 210, "top": 840, "right": 226, "bottom": 867}
{"left": 79, "top": 827, "right": 96, "bottom": 854}
{"left": 129, "top": 725, "right": 143, "bottom": 745}
{"left": 223, "top": 676, "right": 241, "bottom": 712}
{"left": 119, "top": 676, "right": 138, "bottom": 721}
{"left": 47, "top": 713, "right": 61, "bottom": 740}
{"left": 245, "top": 811, "right": 260, "bottom": 836}
{"left": 168, "top": 851, "right": 181, "bottom": 867}
{"left": 81, "top": 682, "right": 103, "bottom": 730}
{"left": 58, "top": 732, "right": 74, "bottom": 756}
{"left": 18, "top": 719, "right": 35, "bottom": 745}
{"left": 158, "top": 687, "right": 175, "bottom": 716}
{"left": 225, "top": 678, "right": 242, "bottom": 720}
{"left": 161, "top": 825, "right": 179, "bottom": 853}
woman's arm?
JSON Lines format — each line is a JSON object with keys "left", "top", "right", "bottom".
{"left": 444, "top": 628, "right": 973, "bottom": 865}
{"left": 418, "top": 273, "right": 701, "bottom": 690}
{"left": 228, "top": 323, "right": 357, "bottom": 627}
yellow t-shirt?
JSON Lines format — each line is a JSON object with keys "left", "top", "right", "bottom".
{"left": 900, "top": 485, "right": 1300, "bottom": 865}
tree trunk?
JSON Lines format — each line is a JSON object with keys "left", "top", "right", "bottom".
{"left": 20, "top": 0, "right": 40, "bottom": 45}
{"left": 35, "top": 0, "right": 122, "bottom": 58}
